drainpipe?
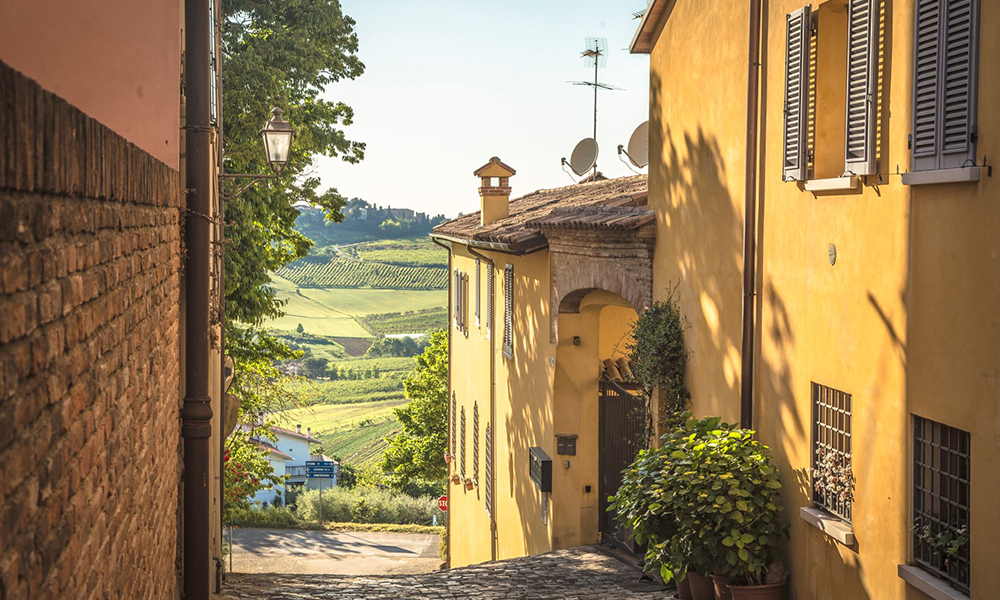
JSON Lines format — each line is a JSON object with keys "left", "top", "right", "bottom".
{"left": 183, "top": 0, "right": 213, "bottom": 597}
{"left": 739, "top": 0, "right": 763, "bottom": 430}
{"left": 214, "top": 0, "right": 227, "bottom": 586}
{"left": 467, "top": 245, "right": 497, "bottom": 562}
{"left": 431, "top": 237, "right": 453, "bottom": 567}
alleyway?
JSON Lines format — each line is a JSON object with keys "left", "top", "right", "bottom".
{"left": 221, "top": 546, "right": 676, "bottom": 599}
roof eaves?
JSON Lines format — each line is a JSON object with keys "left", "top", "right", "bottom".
{"left": 430, "top": 232, "right": 547, "bottom": 256}
{"left": 630, "top": 0, "right": 675, "bottom": 54}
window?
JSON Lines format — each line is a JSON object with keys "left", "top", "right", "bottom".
{"left": 473, "top": 402, "right": 480, "bottom": 486}
{"left": 812, "top": 383, "right": 853, "bottom": 521}
{"left": 913, "top": 416, "right": 970, "bottom": 592}
{"left": 475, "top": 258, "right": 481, "bottom": 326}
{"left": 460, "top": 406, "right": 467, "bottom": 480}
{"left": 485, "top": 425, "right": 493, "bottom": 517}
{"left": 453, "top": 269, "right": 469, "bottom": 335}
{"left": 451, "top": 392, "right": 457, "bottom": 459}
{"left": 503, "top": 264, "right": 514, "bottom": 358}
{"left": 909, "top": 0, "right": 980, "bottom": 173}
{"left": 783, "top": 0, "right": 881, "bottom": 182}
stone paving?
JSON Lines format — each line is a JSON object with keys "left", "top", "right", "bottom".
{"left": 221, "top": 546, "right": 679, "bottom": 599}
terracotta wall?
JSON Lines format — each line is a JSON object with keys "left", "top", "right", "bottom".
{"left": 0, "top": 0, "right": 181, "bottom": 169}
{"left": 0, "top": 61, "right": 182, "bottom": 599}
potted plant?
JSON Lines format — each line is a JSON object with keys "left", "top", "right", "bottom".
{"left": 911, "top": 518, "right": 969, "bottom": 577}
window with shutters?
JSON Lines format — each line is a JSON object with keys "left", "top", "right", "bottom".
{"left": 486, "top": 263, "right": 493, "bottom": 334}
{"left": 503, "top": 264, "right": 514, "bottom": 359}
{"left": 453, "top": 269, "right": 469, "bottom": 335}
{"left": 485, "top": 425, "right": 493, "bottom": 517}
{"left": 450, "top": 393, "right": 457, "bottom": 458}
{"left": 475, "top": 258, "right": 481, "bottom": 327}
{"left": 472, "top": 402, "right": 480, "bottom": 486}
{"left": 783, "top": 1, "right": 882, "bottom": 184}
{"left": 460, "top": 406, "right": 467, "bottom": 479}
{"left": 907, "top": 0, "right": 980, "bottom": 176}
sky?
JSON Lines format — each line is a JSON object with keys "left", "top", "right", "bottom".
{"left": 314, "top": 1, "right": 651, "bottom": 219}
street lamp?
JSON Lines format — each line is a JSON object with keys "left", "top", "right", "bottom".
{"left": 220, "top": 107, "right": 295, "bottom": 197}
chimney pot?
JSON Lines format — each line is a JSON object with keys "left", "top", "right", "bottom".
{"left": 296, "top": 424, "right": 302, "bottom": 434}
{"left": 473, "top": 157, "right": 516, "bottom": 226}
{"left": 307, "top": 427, "right": 311, "bottom": 438}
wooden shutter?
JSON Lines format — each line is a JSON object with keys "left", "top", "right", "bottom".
{"left": 783, "top": 5, "right": 812, "bottom": 182}
{"left": 475, "top": 258, "right": 481, "bottom": 325}
{"left": 844, "top": 0, "right": 880, "bottom": 175}
{"left": 453, "top": 269, "right": 459, "bottom": 328}
{"left": 451, "top": 393, "right": 457, "bottom": 457}
{"left": 503, "top": 264, "right": 513, "bottom": 358}
{"left": 460, "top": 406, "right": 467, "bottom": 479}
{"left": 911, "top": 0, "right": 980, "bottom": 171}
{"left": 473, "top": 402, "right": 480, "bottom": 485}
{"left": 486, "top": 264, "right": 493, "bottom": 331}
{"left": 485, "top": 425, "right": 493, "bottom": 517}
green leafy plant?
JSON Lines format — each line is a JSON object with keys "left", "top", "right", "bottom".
{"left": 610, "top": 414, "right": 788, "bottom": 585}
{"left": 912, "top": 519, "right": 969, "bottom": 558}
{"left": 625, "top": 289, "right": 691, "bottom": 430}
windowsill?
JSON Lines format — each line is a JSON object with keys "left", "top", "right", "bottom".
{"left": 901, "top": 167, "right": 982, "bottom": 186}
{"left": 799, "top": 506, "right": 855, "bottom": 546}
{"left": 898, "top": 565, "right": 969, "bottom": 600}
{"left": 803, "top": 176, "right": 860, "bottom": 192}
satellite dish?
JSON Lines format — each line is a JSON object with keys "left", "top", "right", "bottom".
{"left": 618, "top": 121, "right": 649, "bottom": 169}
{"left": 562, "top": 138, "right": 599, "bottom": 177}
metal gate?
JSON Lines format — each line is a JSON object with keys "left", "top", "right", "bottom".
{"left": 598, "top": 379, "right": 646, "bottom": 554}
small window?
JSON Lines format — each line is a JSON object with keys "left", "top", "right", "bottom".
{"left": 473, "top": 402, "right": 480, "bottom": 486}
{"left": 811, "top": 383, "right": 853, "bottom": 522}
{"left": 913, "top": 416, "right": 970, "bottom": 592}
{"left": 503, "top": 264, "right": 514, "bottom": 358}
{"left": 460, "top": 406, "right": 467, "bottom": 480}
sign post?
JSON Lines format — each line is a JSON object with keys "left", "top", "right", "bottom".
{"left": 306, "top": 460, "right": 337, "bottom": 526}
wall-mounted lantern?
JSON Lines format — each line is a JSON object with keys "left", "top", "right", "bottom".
{"left": 220, "top": 107, "right": 295, "bottom": 197}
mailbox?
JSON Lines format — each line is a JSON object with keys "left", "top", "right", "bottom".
{"left": 555, "top": 433, "right": 577, "bottom": 456}
{"left": 529, "top": 446, "right": 552, "bottom": 492}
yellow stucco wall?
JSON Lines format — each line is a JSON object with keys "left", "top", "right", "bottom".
{"left": 648, "top": 0, "right": 998, "bottom": 598}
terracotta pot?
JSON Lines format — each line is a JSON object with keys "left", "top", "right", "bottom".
{"left": 687, "top": 572, "right": 715, "bottom": 600}
{"left": 676, "top": 576, "right": 693, "bottom": 600}
{"left": 728, "top": 582, "right": 788, "bottom": 600}
{"left": 711, "top": 574, "right": 733, "bottom": 600}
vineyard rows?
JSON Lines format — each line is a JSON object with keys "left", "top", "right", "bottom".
{"left": 277, "top": 256, "right": 447, "bottom": 290}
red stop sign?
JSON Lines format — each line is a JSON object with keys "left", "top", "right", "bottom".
{"left": 437, "top": 495, "right": 448, "bottom": 512}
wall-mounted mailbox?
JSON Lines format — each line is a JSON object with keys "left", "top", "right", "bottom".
{"left": 529, "top": 446, "right": 552, "bottom": 492}
{"left": 555, "top": 433, "right": 577, "bottom": 456}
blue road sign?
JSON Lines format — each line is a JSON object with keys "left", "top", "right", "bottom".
{"left": 305, "top": 460, "right": 329, "bottom": 466}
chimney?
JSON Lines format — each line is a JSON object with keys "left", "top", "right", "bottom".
{"left": 307, "top": 427, "right": 311, "bottom": 438}
{"left": 296, "top": 424, "right": 302, "bottom": 434}
{"left": 473, "top": 157, "right": 516, "bottom": 226}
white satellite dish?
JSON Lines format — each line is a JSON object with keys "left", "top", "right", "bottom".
{"left": 562, "top": 138, "right": 599, "bottom": 177}
{"left": 618, "top": 121, "right": 649, "bottom": 169}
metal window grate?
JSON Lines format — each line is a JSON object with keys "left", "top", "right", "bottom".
{"left": 473, "top": 402, "right": 480, "bottom": 485}
{"left": 485, "top": 425, "right": 493, "bottom": 517}
{"left": 503, "top": 264, "right": 513, "bottom": 358}
{"left": 913, "top": 416, "right": 970, "bottom": 592}
{"left": 460, "top": 406, "right": 467, "bottom": 479}
{"left": 812, "top": 383, "right": 853, "bottom": 521}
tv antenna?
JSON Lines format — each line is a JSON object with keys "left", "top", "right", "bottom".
{"left": 566, "top": 37, "right": 623, "bottom": 175}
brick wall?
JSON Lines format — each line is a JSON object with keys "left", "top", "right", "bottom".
{"left": 0, "top": 61, "right": 182, "bottom": 599}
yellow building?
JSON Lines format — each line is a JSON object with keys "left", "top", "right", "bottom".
{"left": 631, "top": 0, "right": 998, "bottom": 599}
{"left": 432, "top": 161, "right": 653, "bottom": 567}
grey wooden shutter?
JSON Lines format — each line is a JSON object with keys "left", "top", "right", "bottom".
{"left": 451, "top": 393, "right": 457, "bottom": 457}
{"left": 911, "top": 0, "right": 980, "bottom": 171}
{"left": 460, "top": 406, "right": 466, "bottom": 479}
{"left": 486, "top": 265, "right": 493, "bottom": 331}
{"left": 453, "top": 269, "right": 459, "bottom": 328}
{"left": 783, "top": 5, "right": 812, "bottom": 182}
{"left": 475, "top": 258, "right": 481, "bottom": 325}
{"left": 844, "top": 0, "right": 880, "bottom": 175}
{"left": 473, "top": 402, "right": 479, "bottom": 485}
{"left": 485, "top": 425, "right": 493, "bottom": 517}
{"left": 503, "top": 264, "right": 513, "bottom": 358}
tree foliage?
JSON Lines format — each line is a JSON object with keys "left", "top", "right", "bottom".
{"left": 626, "top": 288, "right": 691, "bottom": 429}
{"left": 380, "top": 330, "right": 448, "bottom": 485}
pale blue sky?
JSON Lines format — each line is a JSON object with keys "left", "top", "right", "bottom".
{"left": 315, "top": 1, "right": 650, "bottom": 218}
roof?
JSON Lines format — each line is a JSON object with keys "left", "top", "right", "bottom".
{"left": 256, "top": 441, "right": 292, "bottom": 461}
{"left": 432, "top": 175, "right": 649, "bottom": 254}
{"left": 271, "top": 425, "right": 321, "bottom": 443}
{"left": 473, "top": 156, "right": 516, "bottom": 177}
{"left": 526, "top": 205, "right": 656, "bottom": 231}
{"left": 630, "top": 0, "right": 674, "bottom": 54}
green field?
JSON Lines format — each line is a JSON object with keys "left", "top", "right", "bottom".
{"left": 267, "top": 274, "right": 446, "bottom": 338}
{"left": 280, "top": 398, "right": 407, "bottom": 467}
{"left": 359, "top": 308, "right": 446, "bottom": 335}
{"left": 277, "top": 256, "right": 446, "bottom": 290}
{"left": 354, "top": 238, "right": 446, "bottom": 268}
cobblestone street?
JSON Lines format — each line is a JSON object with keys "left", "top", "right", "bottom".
{"left": 221, "top": 546, "right": 678, "bottom": 599}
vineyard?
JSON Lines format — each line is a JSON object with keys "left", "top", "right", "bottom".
{"left": 353, "top": 238, "right": 446, "bottom": 268}
{"left": 277, "top": 256, "right": 447, "bottom": 290}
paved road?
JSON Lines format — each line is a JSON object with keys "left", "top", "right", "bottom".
{"left": 222, "top": 546, "right": 676, "bottom": 599}
{"left": 229, "top": 528, "right": 442, "bottom": 575}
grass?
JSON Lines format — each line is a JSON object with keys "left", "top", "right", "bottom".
{"left": 279, "top": 396, "right": 407, "bottom": 467}
{"left": 277, "top": 255, "right": 447, "bottom": 290}
{"left": 360, "top": 307, "right": 447, "bottom": 335}
{"left": 354, "top": 237, "right": 447, "bottom": 268}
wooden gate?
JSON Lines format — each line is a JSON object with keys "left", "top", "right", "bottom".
{"left": 598, "top": 379, "right": 646, "bottom": 554}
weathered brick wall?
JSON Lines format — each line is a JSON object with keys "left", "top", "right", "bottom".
{"left": 0, "top": 61, "right": 182, "bottom": 599}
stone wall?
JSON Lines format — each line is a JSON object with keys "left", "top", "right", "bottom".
{"left": 0, "top": 60, "right": 182, "bottom": 599}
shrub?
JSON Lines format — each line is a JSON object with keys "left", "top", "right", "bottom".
{"left": 228, "top": 505, "right": 299, "bottom": 529}
{"left": 626, "top": 293, "right": 691, "bottom": 428}
{"left": 293, "top": 486, "right": 443, "bottom": 525}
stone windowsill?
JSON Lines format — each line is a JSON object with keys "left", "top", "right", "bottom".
{"left": 799, "top": 506, "right": 854, "bottom": 546}
{"left": 901, "top": 167, "right": 982, "bottom": 186}
{"left": 803, "top": 176, "right": 860, "bottom": 192}
{"left": 898, "top": 565, "right": 970, "bottom": 600}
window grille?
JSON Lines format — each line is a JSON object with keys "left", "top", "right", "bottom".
{"left": 451, "top": 393, "right": 457, "bottom": 458}
{"left": 460, "top": 406, "right": 467, "bottom": 479}
{"left": 485, "top": 425, "right": 493, "bottom": 517}
{"left": 812, "top": 383, "right": 853, "bottom": 521}
{"left": 473, "top": 402, "right": 480, "bottom": 486}
{"left": 503, "top": 264, "right": 514, "bottom": 358}
{"left": 475, "top": 258, "right": 481, "bottom": 326}
{"left": 913, "top": 416, "right": 970, "bottom": 592}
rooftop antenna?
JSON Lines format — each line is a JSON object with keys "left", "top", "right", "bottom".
{"left": 566, "top": 37, "right": 623, "bottom": 176}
